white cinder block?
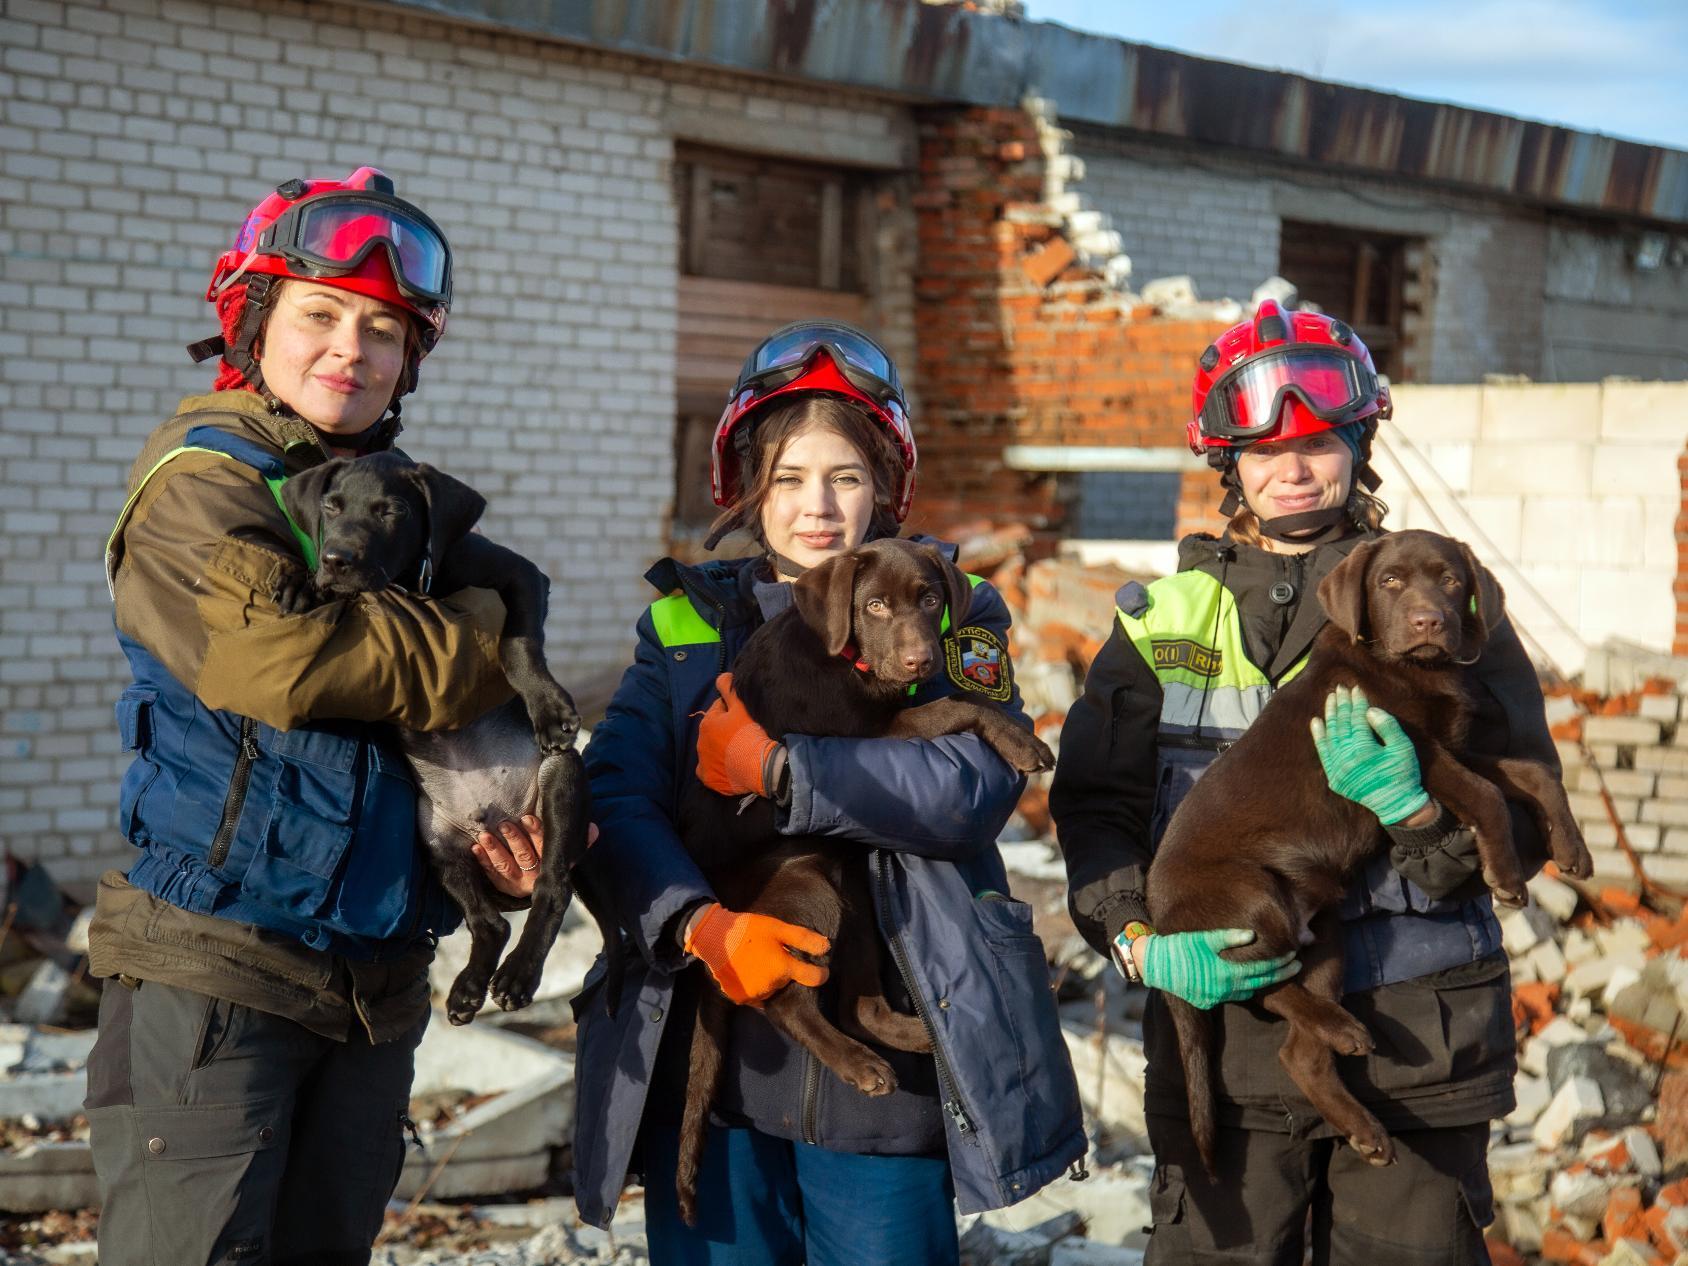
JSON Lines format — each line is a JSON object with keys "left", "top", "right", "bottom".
{"left": 1480, "top": 382, "right": 1602, "bottom": 442}
{"left": 1598, "top": 382, "right": 1688, "bottom": 443}
{"left": 1470, "top": 443, "right": 1593, "bottom": 497}
{"left": 1591, "top": 444, "right": 1680, "bottom": 497}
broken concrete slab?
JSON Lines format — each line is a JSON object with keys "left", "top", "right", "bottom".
{"left": 396, "top": 1014, "right": 573, "bottom": 1201}
{"left": 1548, "top": 1044, "right": 1657, "bottom": 1131}
{"left": 979, "top": 1157, "right": 1153, "bottom": 1250}
{"left": 1533, "top": 1076, "right": 1604, "bottom": 1149}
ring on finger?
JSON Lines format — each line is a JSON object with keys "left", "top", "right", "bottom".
{"left": 517, "top": 861, "right": 539, "bottom": 872}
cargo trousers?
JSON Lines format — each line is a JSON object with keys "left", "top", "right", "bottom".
{"left": 85, "top": 977, "right": 426, "bottom": 1266}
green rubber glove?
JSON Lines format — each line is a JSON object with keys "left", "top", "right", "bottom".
{"left": 1310, "top": 686, "right": 1431, "bottom": 825}
{"left": 1141, "top": 929, "right": 1300, "bottom": 1010}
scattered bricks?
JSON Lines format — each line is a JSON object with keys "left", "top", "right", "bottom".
{"left": 1516, "top": 982, "right": 1564, "bottom": 1033}
{"left": 1658, "top": 1074, "right": 1688, "bottom": 1172}
{"left": 1640, "top": 694, "right": 1683, "bottom": 724}
{"left": 1541, "top": 1228, "right": 1585, "bottom": 1264}
{"left": 1560, "top": 740, "right": 1593, "bottom": 768}
{"left": 1596, "top": 770, "right": 1660, "bottom": 799}
{"left": 1530, "top": 938, "right": 1571, "bottom": 985}
{"left": 1620, "top": 1126, "right": 1661, "bottom": 1177}
{"left": 1586, "top": 743, "right": 1622, "bottom": 767}
{"left": 1596, "top": 920, "right": 1656, "bottom": 960}
{"left": 1596, "top": 1240, "right": 1658, "bottom": 1266}
{"left": 1530, "top": 871, "right": 1583, "bottom": 922}
{"left": 1606, "top": 1187, "right": 1646, "bottom": 1246}
{"left": 1659, "top": 777, "right": 1688, "bottom": 799}
{"left": 1548, "top": 1044, "right": 1658, "bottom": 1132}
{"left": 1492, "top": 1140, "right": 1553, "bottom": 1201}
{"left": 1507, "top": 1073, "right": 1553, "bottom": 1128}
{"left": 1601, "top": 889, "right": 1647, "bottom": 917}
{"left": 1552, "top": 1163, "right": 1620, "bottom": 1219}
{"left": 1021, "top": 237, "right": 1077, "bottom": 287}
{"left": 1583, "top": 824, "right": 1664, "bottom": 853}
{"left": 1504, "top": 904, "right": 1558, "bottom": 956}
{"left": 1585, "top": 717, "right": 1665, "bottom": 746}
{"left": 1564, "top": 927, "right": 1603, "bottom": 966}
{"left": 1535, "top": 1076, "right": 1606, "bottom": 1149}
{"left": 1486, "top": 1239, "right": 1527, "bottom": 1266}
{"left": 1499, "top": 1202, "right": 1545, "bottom": 1253}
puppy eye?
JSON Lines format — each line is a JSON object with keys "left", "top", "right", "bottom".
{"left": 1439, "top": 573, "right": 1459, "bottom": 588}
{"left": 322, "top": 497, "right": 342, "bottom": 518}
{"left": 921, "top": 592, "right": 941, "bottom": 610}
{"left": 866, "top": 598, "right": 888, "bottom": 615}
{"left": 381, "top": 503, "right": 408, "bottom": 521}
{"left": 1378, "top": 573, "right": 1401, "bottom": 588}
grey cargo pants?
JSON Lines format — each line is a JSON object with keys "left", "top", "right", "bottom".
{"left": 1143, "top": 1111, "right": 1495, "bottom": 1265}
{"left": 86, "top": 978, "right": 427, "bottom": 1266}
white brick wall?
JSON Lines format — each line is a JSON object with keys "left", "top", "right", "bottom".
{"left": 0, "top": 0, "right": 917, "bottom": 888}
{"left": 1372, "top": 382, "right": 1688, "bottom": 678}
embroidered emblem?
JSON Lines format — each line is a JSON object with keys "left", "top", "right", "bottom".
{"left": 946, "top": 626, "right": 1012, "bottom": 701}
{"left": 1152, "top": 639, "right": 1222, "bottom": 678}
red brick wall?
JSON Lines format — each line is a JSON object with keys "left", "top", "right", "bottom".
{"left": 906, "top": 105, "right": 1228, "bottom": 545}
{"left": 1676, "top": 447, "right": 1688, "bottom": 656}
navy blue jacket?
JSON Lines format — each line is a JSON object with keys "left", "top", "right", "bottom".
{"left": 570, "top": 547, "right": 1087, "bottom": 1226}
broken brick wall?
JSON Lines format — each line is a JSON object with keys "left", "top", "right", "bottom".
{"left": 906, "top": 105, "right": 1227, "bottom": 546}
{"left": 1678, "top": 444, "right": 1688, "bottom": 657}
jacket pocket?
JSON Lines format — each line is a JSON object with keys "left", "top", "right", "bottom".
{"left": 115, "top": 686, "right": 163, "bottom": 840}
{"left": 241, "top": 727, "right": 361, "bottom": 922}
{"left": 974, "top": 894, "right": 1080, "bottom": 1141}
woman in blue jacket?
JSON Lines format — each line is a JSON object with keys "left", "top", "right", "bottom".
{"left": 571, "top": 323, "right": 1085, "bottom": 1265}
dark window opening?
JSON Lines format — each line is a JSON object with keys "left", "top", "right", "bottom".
{"left": 1065, "top": 472, "right": 1183, "bottom": 539}
{"left": 1278, "top": 221, "right": 1419, "bottom": 382}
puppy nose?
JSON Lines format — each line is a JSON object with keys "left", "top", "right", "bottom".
{"left": 1407, "top": 608, "right": 1444, "bottom": 635}
{"left": 318, "top": 550, "right": 354, "bottom": 575}
{"left": 902, "top": 651, "right": 933, "bottom": 677}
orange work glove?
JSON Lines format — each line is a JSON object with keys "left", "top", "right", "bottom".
{"left": 695, "top": 673, "right": 786, "bottom": 799}
{"left": 683, "top": 902, "right": 831, "bottom": 1006}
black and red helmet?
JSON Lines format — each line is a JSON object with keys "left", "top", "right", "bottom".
{"left": 1189, "top": 299, "right": 1391, "bottom": 455}
{"left": 711, "top": 322, "right": 917, "bottom": 521}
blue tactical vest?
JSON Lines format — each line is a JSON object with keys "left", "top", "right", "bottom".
{"left": 1120, "top": 570, "right": 1502, "bottom": 994}
{"left": 107, "top": 425, "right": 452, "bottom": 959}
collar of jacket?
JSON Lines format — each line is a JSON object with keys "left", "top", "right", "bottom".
{"left": 173, "top": 390, "right": 398, "bottom": 473}
{"left": 642, "top": 534, "right": 963, "bottom": 633}
{"left": 1175, "top": 529, "right": 1379, "bottom": 681}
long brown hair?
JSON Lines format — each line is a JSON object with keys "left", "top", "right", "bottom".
{"left": 707, "top": 395, "right": 904, "bottom": 550}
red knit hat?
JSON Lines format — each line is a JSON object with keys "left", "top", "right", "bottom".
{"left": 210, "top": 282, "right": 257, "bottom": 393}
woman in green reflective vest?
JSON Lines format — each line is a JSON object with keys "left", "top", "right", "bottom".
{"left": 1052, "top": 299, "right": 1562, "bottom": 1263}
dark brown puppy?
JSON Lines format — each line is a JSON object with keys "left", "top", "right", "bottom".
{"left": 278, "top": 452, "right": 619, "bottom": 1025}
{"left": 674, "top": 537, "right": 1053, "bottom": 1225}
{"left": 1146, "top": 529, "right": 1590, "bottom": 1176}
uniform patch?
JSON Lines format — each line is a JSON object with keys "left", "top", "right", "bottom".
{"left": 1151, "top": 638, "right": 1222, "bottom": 678}
{"left": 946, "top": 626, "right": 1012, "bottom": 701}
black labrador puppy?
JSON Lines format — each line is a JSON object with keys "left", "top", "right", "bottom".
{"left": 1147, "top": 529, "right": 1591, "bottom": 1175}
{"left": 673, "top": 537, "right": 1054, "bottom": 1224}
{"left": 277, "top": 451, "right": 616, "bottom": 1025}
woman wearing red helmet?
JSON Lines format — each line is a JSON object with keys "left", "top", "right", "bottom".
{"left": 570, "top": 322, "right": 1086, "bottom": 1263}
{"left": 1053, "top": 300, "right": 1563, "bottom": 1262}
{"left": 88, "top": 169, "right": 526, "bottom": 1265}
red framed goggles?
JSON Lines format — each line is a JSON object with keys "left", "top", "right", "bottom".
{"left": 253, "top": 192, "right": 452, "bottom": 309}
{"left": 736, "top": 323, "right": 907, "bottom": 410}
{"left": 1198, "top": 345, "right": 1381, "bottom": 440}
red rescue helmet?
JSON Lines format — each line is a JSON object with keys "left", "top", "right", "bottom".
{"left": 711, "top": 322, "right": 917, "bottom": 521}
{"left": 207, "top": 166, "right": 450, "bottom": 342}
{"left": 1188, "top": 299, "right": 1390, "bottom": 455}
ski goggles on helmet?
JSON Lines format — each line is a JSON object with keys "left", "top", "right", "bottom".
{"left": 1197, "top": 345, "right": 1381, "bottom": 441}
{"left": 253, "top": 191, "right": 452, "bottom": 309}
{"left": 735, "top": 323, "right": 906, "bottom": 410}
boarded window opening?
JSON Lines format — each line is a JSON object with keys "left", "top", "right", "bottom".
{"left": 1278, "top": 221, "right": 1419, "bottom": 382}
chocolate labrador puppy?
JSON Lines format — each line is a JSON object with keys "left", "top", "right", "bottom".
{"left": 277, "top": 451, "right": 617, "bottom": 1025}
{"left": 1147, "top": 529, "right": 1590, "bottom": 1174}
{"left": 673, "top": 537, "right": 1053, "bottom": 1224}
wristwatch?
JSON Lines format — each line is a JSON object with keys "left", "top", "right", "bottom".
{"left": 1110, "top": 920, "right": 1154, "bottom": 984}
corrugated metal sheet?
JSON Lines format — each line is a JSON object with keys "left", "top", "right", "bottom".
{"left": 379, "top": 0, "right": 1688, "bottom": 225}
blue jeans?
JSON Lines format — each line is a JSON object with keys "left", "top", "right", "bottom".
{"left": 642, "top": 1124, "right": 959, "bottom": 1266}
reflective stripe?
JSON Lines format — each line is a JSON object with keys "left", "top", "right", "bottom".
{"left": 941, "top": 573, "right": 987, "bottom": 636}
{"left": 650, "top": 593, "right": 721, "bottom": 647}
{"left": 1117, "top": 569, "right": 1310, "bottom": 739}
{"left": 106, "top": 444, "right": 318, "bottom": 597}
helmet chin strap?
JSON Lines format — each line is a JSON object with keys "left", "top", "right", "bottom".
{"left": 1255, "top": 505, "right": 1353, "bottom": 544}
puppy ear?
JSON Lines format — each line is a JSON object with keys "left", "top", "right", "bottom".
{"left": 278, "top": 458, "right": 349, "bottom": 560}
{"left": 793, "top": 551, "right": 861, "bottom": 657}
{"left": 1316, "top": 540, "right": 1378, "bottom": 642}
{"left": 410, "top": 463, "right": 486, "bottom": 575}
{"left": 1458, "top": 541, "right": 1506, "bottom": 634}
{"left": 934, "top": 549, "right": 972, "bottom": 631}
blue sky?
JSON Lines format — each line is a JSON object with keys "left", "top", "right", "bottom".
{"left": 1021, "top": 0, "right": 1688, "bottom": 151}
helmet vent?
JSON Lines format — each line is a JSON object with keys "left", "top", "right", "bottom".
{"left": 1330, "top": 320, "right": 1354, "bottom": 345}
{"left": 1256, "top": 313, "right": 1288, "bottom": 342}
{"left": 1198, "top": 345, "right": 1220, "bottom": 372}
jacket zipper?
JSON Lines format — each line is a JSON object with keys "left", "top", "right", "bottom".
{"left": 208, "top": 717, "right": 260, "bottom": 870}
{"left": 872, "top": 851, "right": 977, "bottom": 1142}
{"left": 801, "top": 1051, "right": 820, "bottom": 1144}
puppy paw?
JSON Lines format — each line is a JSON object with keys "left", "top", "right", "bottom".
{"left": 1483, "top": 867, "right": 1528, "bottom": 908}
{"left": 1316, "top": 1013, "right": 1374, "bottom": 1057}
{"left": 990, "top": 726, "right": 1056, "bottom": 774}
{"left": 447, "top": 971, "right": 490, "bottom": 1026}
{"left": 1552, "top": 828, "right": 1594, "bottom": 880}
{"left": 489, "top": 950, "right": 542, "bottom": 1013}
{"left": 1348, "top": 1128, "right": 1395, "bottom": 1167}
{"left": 272, "top": 572, "right": 322, "bottom": 615}
{"left": 525, "top": 690, "right": 581, "bottom": 756}
{"left": 840, "top": 1053, "right": 897, "bottom": 1097}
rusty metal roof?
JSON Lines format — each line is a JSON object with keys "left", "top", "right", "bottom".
{"left": 381, "top": 0, "right": 1688, "bottom": 225}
